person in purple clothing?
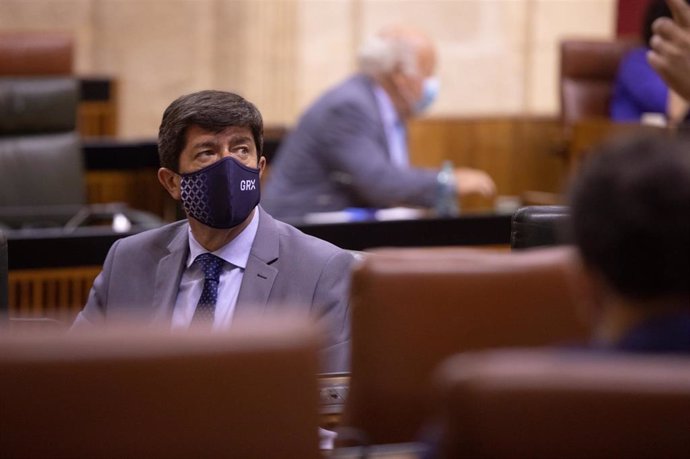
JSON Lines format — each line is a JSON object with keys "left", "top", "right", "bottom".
{"left": 611, "top": 0, "right": 675, "bottom": 122}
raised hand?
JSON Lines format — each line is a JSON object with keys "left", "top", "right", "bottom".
{"left": 648, "top": 0, "right": 690, "bottom": 100}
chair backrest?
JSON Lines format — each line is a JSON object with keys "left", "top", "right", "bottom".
{"left": 0, "top": 229, "right": 7, "bottom": 314}
{"left": 510, "top": 205, "right": 570, "bottom": 250}
{"left": 0, "top": 78, "right": 84, "bottom": 210}
{"left": 0, "top": 31, "right": 73, "bottom": 75}
{"left": 560, "top": 39, "right": 638, "bottom": 127}
{"left": 0, "top": 32, "right": 85, "bottom": 228}
{"left": 0, "top": 76, "right": 88, "bottom": 229}
{"left": 0, "top": 317, "right": 322, "bottom": 459}
{"left": 435, "top": 350, "right": 690, "bottom": 459}
{"left": 339, "top": 246, "right": 588, "bottom": 445}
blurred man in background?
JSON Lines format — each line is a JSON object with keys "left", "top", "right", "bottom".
{"left": 263, "top": 25, "right": 495, "bottom": 220}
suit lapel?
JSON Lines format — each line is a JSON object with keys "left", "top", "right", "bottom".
{"left": 151, "top": 224, "right": 189, "bottom": 324}
{"left": 235, "top": 206, "right": 279, "bottom": 317}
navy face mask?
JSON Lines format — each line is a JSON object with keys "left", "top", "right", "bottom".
{"left": 180, "top": 156, "right": 261, "bottom": 229}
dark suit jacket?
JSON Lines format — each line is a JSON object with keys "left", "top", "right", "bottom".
{"left": 262, "top": 74, "right": 439, "bottom": 219}
{"left": 73, "top": 206, "right": 355, "bottom": 373}
{"left": 613, "top": 310, "right": 690, "bottom": 354}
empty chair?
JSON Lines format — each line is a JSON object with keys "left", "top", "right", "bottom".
{"left": 0, "top": 77, "right": 86, "bottom": 226}
{"left": 510, "top": 205, "right": 570, "bottom": 250}
{"left": 560, "top": 39, "right": 638, "bottom": 128}
{"left": 0, "top": 77, "right": 161, "bottom": 229}
{"left": 0, "top": 32, "right": 84, "bottom": 227}
{"left": 0, "top": 317, "right": 322, "bottom": 459}
{"left": 559, "top": 39, "right": 643, "bottom": 168}
{"left": 0, "top": 32, "right": 161, "bottom": 230}
{"left": 434, "top": 349, "right": 690, "bottom": 459}
{"left": 339, "top": 246, "right": 588, "bottom": 445}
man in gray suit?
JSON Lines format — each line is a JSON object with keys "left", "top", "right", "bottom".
{"left": 262, "top": 25, "right": 496, "bottom": 220}
{"left": 73, "top": 90, "right": 354, "bottom": 373}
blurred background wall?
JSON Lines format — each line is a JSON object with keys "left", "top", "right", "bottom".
{"left": 0, "top": 0, "right": 616, "bottom": 138}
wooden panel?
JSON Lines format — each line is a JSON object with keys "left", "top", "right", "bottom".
{"left": 78, "top": 80, "right": 118, "bottom": 137}
{"left": 408, "top": 116, "right": 568, "bottom": 206}
{"left": 78, "top": 101, "right": 117, "bottom": 137}
{"left": 568, "top": 117, "right": 665, "bottom": 171}
{"left": 8, "top": 266, "right": 101, "bottom": 324}
{"left": 86, "top": 169, "right": 178, "bottom": 221}
{"left": 81, "top": 116, "right": 570, "bottom": 217}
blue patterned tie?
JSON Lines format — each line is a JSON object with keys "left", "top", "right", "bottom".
{"left": 192, "top": 252, "right": 224, "bottom": 326}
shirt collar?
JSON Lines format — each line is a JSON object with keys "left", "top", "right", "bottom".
{"left": 187, "top": 209, "right": 260, "bottom": 270}
{"left": 372, "top": 82, "right": 402, "bottom": 129}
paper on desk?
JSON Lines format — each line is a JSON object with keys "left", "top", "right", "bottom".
{"left": 319, "top": 427, "right": 337, "bottom": 450}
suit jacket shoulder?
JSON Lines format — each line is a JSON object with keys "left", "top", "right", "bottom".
{"left": 74, "top": 220, "right": 189, "bottom": 327}
{"left": 239, "top": 207, "right": 354, "bottom": 310}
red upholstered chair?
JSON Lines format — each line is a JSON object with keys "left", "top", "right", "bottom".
{"left": 435, "top": 349, "right": 690, "bottom": 459}
{"left": 0, "top": 31, "right": 73, "bottom": 75}
{"left": 339, "top": 246, "right": 588, "bottom": 445}
{"left": 559, "top": 39, "right": 645, "bottom": 170}
{"left": 560, "top": 38, "right": 638, "bottom": 128}
{"left": 0, "top": 317, "right": 322, "bottom": 459}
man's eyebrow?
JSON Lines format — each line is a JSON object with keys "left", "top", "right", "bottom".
{"left": 190, "top": 134, "right": 253, "bottom": 150}
{"left": 228, "top": 134, "right": 253, "bottom": 144}
{"left": 191, "top": 140, "right": 217, "bottom": 149}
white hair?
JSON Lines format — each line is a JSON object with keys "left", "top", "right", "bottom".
{"left": 357, "top": 33, "right": 419, "bottom": 78}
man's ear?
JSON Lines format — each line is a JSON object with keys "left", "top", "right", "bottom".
{"left": 258, "top": 155, "right": 267, "bottom": 179}
{"left": 157, "top": 167, "right": 181, "bottom": 200}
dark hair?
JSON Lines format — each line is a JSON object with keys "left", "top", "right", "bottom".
{"left": 568, "top": 134, "right": 690, "bottom": 300}
{"left": 158, "top": 90, "right": 263, "bottom": 172}
{"left": 642, "top": 0, "right": 672, "bottom": 44}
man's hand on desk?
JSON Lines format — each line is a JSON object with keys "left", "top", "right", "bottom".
{"left": 454, "top": 168, "right": 497, "bottom": 198}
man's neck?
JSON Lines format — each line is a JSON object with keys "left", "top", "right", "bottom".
{"left": 188, "top": 208, "right": 256, "bottom": 252}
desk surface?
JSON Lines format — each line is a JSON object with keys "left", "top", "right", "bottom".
{"left": 296, "top": 212, "right": 511, "bottom": 251}
{"left": 6, "top": 212, "right": 511, "bottom": 270}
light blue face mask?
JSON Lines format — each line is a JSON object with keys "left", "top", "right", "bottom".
{"left": 415, "top": 77, "right": 440, "bottom": 114}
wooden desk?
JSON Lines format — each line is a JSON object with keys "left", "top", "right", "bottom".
{"left": 568, "top": 118, "right": 667, "bottom": 170}
{"left": 294, "top": 212, "right": 511, "bottom": 251}
{"left": 7, "top": 213, "right": 511, "bottom": 270}
{"left": 6, "top": 213, "right": 511, "bottom": 321}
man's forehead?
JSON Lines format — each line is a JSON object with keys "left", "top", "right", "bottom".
{"left": 184, "top": 125, "right": 254, "bottom": 146}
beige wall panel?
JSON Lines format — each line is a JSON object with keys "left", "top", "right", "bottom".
{"left": 0, "top": 0, "right": 618, "bottom": 136}
{"left": 0, "top": 0, "right": 94, "bottom": 73}
{"left": 215, "top": 0, "right": 298, "bottom": 125}
{"left": 526, "top": 0, "right": 616, "bottom": 114}
{"left": 358, "top": 0, "right": 529, "bottom": 116}
{"left": 295, "top": 0, "right": 356, "bottom": 117}
{"left": 91, "top": 0, "right": 217, "bottom": 138}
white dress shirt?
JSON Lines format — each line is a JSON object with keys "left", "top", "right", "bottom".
{"left": 171, "top": 210, "right": 259, "bottom": 331}
{"left": 372, "top": 83, "right": 409, "bottom": 168}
